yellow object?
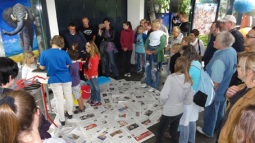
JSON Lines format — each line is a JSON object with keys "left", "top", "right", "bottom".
{"left": 72, "top": 90, "right": 83, "bottom": 105}
{"left": 239, "top": 27, "right": 252, "bottom": 51}
{"left": 9, "top": 50, "right": 39, "bottom": 63}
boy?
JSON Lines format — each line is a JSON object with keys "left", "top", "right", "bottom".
{"left": 169, "top": 43, "right": 181, "bottom": 73}
{"left": 134, "top": 19, "right": 147, "bottom": 34}
{"left": 134, "top": 25, "right": 147, "bottom": 75}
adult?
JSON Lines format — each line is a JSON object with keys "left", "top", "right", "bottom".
{"left": 219, "top": 15, "right": 245, "bottom": 55}
{"left": 179, "top": 45, "right": 203, "bottom": 143}
{"left": 167, "top": 26, "right": 183, "bottom": 75}
{"left": 64, "top": 23, "right": 87, "bottom": 60}
{"left": 78, "top": 17, "right": 96, "bottom": 42}
{"left": 177, "top": 12, "right": 191, "bottom": 36}
{"left": 189, "top": 29, "right": 205, "bottom": 59}
{"left": 0, "top": 90, "right": 65, "bottom": 143}
{"left": 218, "top": 52, "right": 255, "bottom": 143}
{"left": 158, "top": 18, "right": 169, "bottom": 71}
{"left": 0, "top": 57, "right": 19, "bottom": 96}
{"left": 145, "top": 21, "right": 152, "bottom": 35}
{"left": 203, "top": 21, "right": 221, "bottom": 67}
{"left": 197, "top": 31, "right": 237, "bottom": 137}
{"left": 99, "top": 18, "right": 119, "bottom": 79}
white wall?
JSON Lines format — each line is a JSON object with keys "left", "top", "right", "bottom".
{"left": 46, "top": 0, "right": 59, "bottom": 38}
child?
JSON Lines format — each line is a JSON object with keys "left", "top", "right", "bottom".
{"left": 169, "top": 43, "right": 181, "bottom": 74}
{"left": 134, "top": 19, "right": 147, "bottom": 34}
{"left": 156, "top": 57, "right": 193, "bottom": 143}
{"left": 120, "top": 21, "right": 134, "bottom": 77}
{"left": 22, "top": 51, "right": 37, "bottom": 79}
{"left": 181, "top": 36, "right": 191, "bottom": 46}
{"left": 84, "top": 41, "right": 101, "bottom": 106}
{"left": 72, "top": 42, "right": 83, "bottom": 60}
{"left": 67, "top": 50, "right": 85, "bottom": 114}
{"left": 134, "top": 25, "right": 147, "bottom": 74}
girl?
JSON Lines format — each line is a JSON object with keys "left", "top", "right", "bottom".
{"left": 72, "top": 42, "right": 83, "bottom": 60}
{"left": 84, "top": 41, "right": 101, "bottom": 106}
{"left": 120, "top": 21, "right": 134, "bottom": 77}
{"left": 169, "top": 43, "right": 181, "bottom": 74}
{"left": 22, "top": 51, "right": 37, "bottom": 79}
{"left": 156, "top": 57, "right": 194, "bottom": 143}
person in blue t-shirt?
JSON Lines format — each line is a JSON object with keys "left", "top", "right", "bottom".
{"left": 134, "top": 25, "right": 147, "bottom": 75}
{"left": 38, "top": 35, "right": 73, "bottom": 126}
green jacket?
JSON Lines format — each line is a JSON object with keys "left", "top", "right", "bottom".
{"left": 145, "top": 34, "right": 165, "bottom": 62}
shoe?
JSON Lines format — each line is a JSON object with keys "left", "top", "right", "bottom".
{"left": 137, "top": 69, "right": 142, "bottom": 73}
{"left": 64, "top": 112, "right": 73, "bottom": 119}
{"left": 127, "top": 73, "right": 131, "bottom": 77}
{"left": 124, "top": 73, "right": 128, "bottom": 77}
{"left": 159, "top": 68, "right": 163, "bottom": 72}
{"left": 141, "top": 84, "right": 148, "bottom": 88}
{"left": 164, "top": 132, "right": 171, "bottom": 139}
{"left": 97, "top": 102, "right": 102, "bottom": 106}
{"left": 148, "top": 88, "right": 155, "bottom": 92}
{"left": 114, "top": 76, "right": 119, "bottom": 80}
{"left": 91, "top": 101, "right": 97, "bottom": 106}
{"left": 76, "top": 106, "right": 86, "bottom": 110}
{"left": 59, "top": 120, "right": 65, "bottom": 126}
{"left": 74, "top": 108, "right": 85, "bottom": 114}
{"left": 196, "top": 126, "right": 210, "bottom": 137}
{"left": 153, "top": 68, "right": 157, "bottom": 72}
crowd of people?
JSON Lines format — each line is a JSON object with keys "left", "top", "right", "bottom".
{"left": 1, "top": 12, "right": 255, "bottom": 143}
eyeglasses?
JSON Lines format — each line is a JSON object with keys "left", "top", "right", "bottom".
{"left": 234, "top": 64, "right": 240, "bottom": 68}
{"left": 246, "top": 35, "right": 255, "bottom": 39}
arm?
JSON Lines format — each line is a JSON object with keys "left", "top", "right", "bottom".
{"left": 103, "top": 28, "right": 115, "bottom": 42}
{"left": 183, "top": 86, "right": 194, "bottom": 105}
{"left": 120, "top": 31, "right": 125, "bottom": 50}
{"left": 160, "top": 76, "right": 172, "bottom": 105}
{"left": 79, "top": 31, "right": 87, "bottom": 44}
{"left": 144, "top": 36, "right": 149, "bottom": 49}
{"left": 39, "top": 52, "right": 46, "bottom": 70}
{"left": 164, "top": 27, "right": 169, "bottom": 47}
{"left": 155, "top": 35, "right": 166, "bottom": 53}
{"left": 213, "top": 82, "right": 220, "bottom": 91}
{"left": 210, "top": 59, "right": 225, "bottom": 92}
{"left": 127, "top": 31, "right": 135, "bottom": 48}
{"left": 200, "top": 40, "right": 205, "bottom": 59}
{"left": 134, "top": 33, "right": 137, "bottom": 44}
{"left": 169, "top": 55, "right": 176, "bottom": 73}
{"left": 21, "top": 66, "right": 29, "bottom": 79}
{"left": 85, "top": 56, "right": 99, "bottom": 78}
{"left": 40, "top": 66, "right": 46, "bottom": 70}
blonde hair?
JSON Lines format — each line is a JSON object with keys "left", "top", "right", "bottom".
{"left": 50, "top": 35, "right": 64, "bottom": 48}
{"left": 137, "top": 25, "right": 144, "bottom": 30}
{"left": 140, "top": 19, "right": 146, "bottom": 24}
{"left": 172, "top": 43, "right": 181, "bottom": 53}
{"left": 172, "top": 26, "right": 181, "bottom": 34}
{"left": 182, "top": 36, "right": 191, "bottom": 45}
{"left": 174, "top": 57, "right": 193, "bottom": 85}
{"left": 23, "top": 51, "right": 34, "bottom": 67}
{"left": 86, "top": 41, "right": 100, "bottom": 59}
{"left": 152, "top": 19, "right": 160, "bottom": 28}
{"left": 238, "top": 52, "right": 255, "bottom": 81}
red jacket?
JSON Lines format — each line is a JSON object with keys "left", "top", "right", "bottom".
{"left": 84, "top": 54, "right": 99, "bottom": 79}
{"left": 120, "top": 28, "right": 134, "bottom": 50}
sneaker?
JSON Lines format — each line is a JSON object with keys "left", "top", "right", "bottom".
{"left": 91, "top": 101, "right": 98, "bottom": 106}
{"left": 124, "top": 73, "right": 128, "bottom": 77}
{"left": 97, "top": 102, "right": 102, "bottom": 106}
{"left": 148, "top": 88, "right": 155, "bottom": 92}
{"left": 76, "top": 106, "right": 86, "bottom": 110}
{"left": 59, "top": 120, "right": 65, "bottom": 126}
{"left": 145, "top": 62, "right": 150, "bottom": 67}
{"left": 114, "top": 76, "right": 119, "bottom": 80}
{"left": 159, "top": 68, "right": 163, "bottom": 72}
{"left": 141, "top": 84, "right": 148, "bottom": 88}
{"left": 153, "top": 68, "right": 157, "bottom": 72}
{"left": 127, "top": 73, "right": 131, "bottom": 77}
{"left": 74, "top": 108, "right": 85, "bottom": 114}
{"left": 64, "top": 112, "right": 73, "bottom": 119}
{"left": 196, "top": 126, "right": 210, "bottom": 137}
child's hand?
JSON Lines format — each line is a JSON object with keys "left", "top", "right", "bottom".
{"left": 124, "top": 48, "right": 127, "bottom": 51}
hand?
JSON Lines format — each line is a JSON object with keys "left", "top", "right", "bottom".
{"left": 83, "top": 52, "right": 86, "bottom": 54}
{"left": 84, "top": 75, "right": 88, "bottom": 79}
{"left": 226, "top": 86, "right": 239, "bottom": 98}
{"left": 124, "top": 48, "right": 127, "bottom": 51}
{"left": 173, "top": 19, "right": 177, "bottom": 24}
{"left": 152, "top": 51, "right": 156, "bottom": 54}
{"left": 102, "top": 38, "right": 104, "bottom": 41}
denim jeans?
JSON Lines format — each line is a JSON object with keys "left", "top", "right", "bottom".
{"left": 135, "top": 52, "right": 145, "bottom": 73}
{"left": 88, "top": 77, "right": 101, "bottom": 102}
{"left": 145, "top": 53, "right": 159, "bottom": 89}
{"left": 156, "top": 114, "right": 183, "bottom": 143}
{"left": 158, "top": 61, "right": 163, "bottom": 69}
{"left": 167, "top": 58, "right": 171, "bottom": 75}
{"left": 202, "top": 100, "right": 226, "bottom": 137}
{"left": 179, "top": 121, "right": 196, "bottom": 143}
{"left": 123, "top": 50, "right": 132, "bottom": 73}
{"left": 104, "top": 50, "right": 119, "bottom": 77}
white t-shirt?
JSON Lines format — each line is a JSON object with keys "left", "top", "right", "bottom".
{"left": 149, "top": 30, "right": 166, "bottom": 46}
{"left": 22, "top": 64, "right": 37, "bottom": 79}
{"left": 43, "top": 138, "right": 66, "bottom": 143}
{"left": 190, "top": 38, "right": 205, "bottom": 56}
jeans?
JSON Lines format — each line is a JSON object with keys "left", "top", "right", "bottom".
{"left": 104, "top": 50, "right": 119, "bottom": 77}
{"left": 146, "top": 46, "right": 158, "bottom": 71}
{"left": 156, "top": 114, "right": 183, "bottom": 143}
{"left": 202, "top": 100, "right": 226, "bottom": 137}
{"left": 179, "top": 121, "right": 196, "bottom": 143}
{"left": 123, "top": 50, "right": 132, "bottom": 73}
{"left": 145, "top": 53, "right": 159, "bottom": 89}
{"left": 135, "top": 52, "right": 145, "bottom": 73}
{"left": 158, "top": 61, "right": 163, "bottom": 69}
{"left": 167, "top": 58, "right": 171, "bottom": 75}
{"left": 88, "top": 77, "right": 101, "bottom": 102}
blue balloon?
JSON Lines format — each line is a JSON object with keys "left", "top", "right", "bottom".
{"left": 234, "top": 0, "right": 255, "bottom": 13}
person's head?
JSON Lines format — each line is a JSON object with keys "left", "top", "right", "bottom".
{"left": 140, "top": 19, "right": 146, "bottom": 27}
{"left": 103, "top": 18, "right": 110, "bottom": 28}
{"left": 172, "top": 43, "right": 181, "bottom": 54}
{"left": 181, "top": 45, "right": 201, "bottom": 61}
{"left": 236, "top": 52, "right": 255, "bottom": 84}
{"left": 214, "top": 31, "right": 235, "bottom": 50}
{"left": 190, "top": 29, "right": 199, "bottom": 42}
{"left": 233, "top": 104, "right": 255, "bottom": 143}
{"left": 174, "top": 57, "right": 193, "bottom": 85}
{"left": 82, "top": 17, "right": 89, "bottom": 27}
{"left": 0, "top": 91, "right": 39, "bottom": 143}
{"left": 85, "top": 40, "right": 100, "bottom": 59}
{"left": 172, "top": 26, "right": 181, "bottom": 39}
{"left": 144, "top": 21, "right": 151, "bottom": 31}
{"left": 244, "top": 27, "right": 255, "bottom": 51}
{"left": 158, "top": 18, "right": 163, "bottom": 25}
{"left": 67, "top": 50, "right": 79, "bottom": 61}
{"left": 181, "top": 36, "right": 191, "bottom": 46}
{"left": 72, "top": 42, "right": 79, "bottom": 51}
{"left": 123, "top": 21, "right": 132, "bottom": 30}
{"left": 219, "top": 15, "right": 236, "bottom": 31}
{"left": 68, "top": 23, "right": 76, "bottom": 35}
{"left": 0, "top": 57, "right": 19, "bottom": 88}
{"left": 151, "top": 19, "right": 160, "bottom": 31}
{"left": 210, "top": 21, "right": 221, "bottom": 36}
{"left": 50, "top": 35, "right": 65, "bottom": 48}
{"left": 179, "top": 12, "right": 187, "bottom": 23}
{"left": 137, "top": 25, "right": 144, "bottom": 34}
{"left": 23, "top": 51, "right": 35, "bottom": 67}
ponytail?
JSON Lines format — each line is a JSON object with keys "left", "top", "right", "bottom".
{"left": 123, "top": 21, "right": 133, "bottom": 30}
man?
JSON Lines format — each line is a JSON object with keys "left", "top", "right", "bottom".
{"left": 203, "top": 21, "right": 221, "bottom": 67}
{"left": 197, "top": 31, "right": 237, "bottom": 138}
{"left": 219, "top": 15, "right": 245, "bottom": 55}
{"left": 244, "top": 27, "right": 255, "bottom": 51}
{"left": 174, "top": 12, "right": 191, "bottom": 36}
{"left": 144, "top": 21, "right": 152, "bottom": 36}
{"left": 189, "top": 29, "right": 205, "bottom": 59}
{"left": 78, "top": 17, "right": 96, "bottom": 42}
{"left": 0, "top": 57, "right": 19, "bottom": 96}
{"left": 158, "top": 18, "right": 169, "bottom": 71}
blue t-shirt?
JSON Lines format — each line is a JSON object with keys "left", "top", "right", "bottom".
{"left": 39, "top": 48, "right": 72, "bottom": 84}
{"left": 135, "top": 34, "right": 145, "bottom": 53}
{"left": 189, "top": 61, "right": 201, "bottom": 91}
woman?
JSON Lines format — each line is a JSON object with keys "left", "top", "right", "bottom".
{"left": 99, "top": 18, "right": 119, "bottom": 79}
{"left": 218, "top": 52, "right": 255, "bottom": 143}
{"left": 0, "top": 90, "right": 65, "bottom": 143}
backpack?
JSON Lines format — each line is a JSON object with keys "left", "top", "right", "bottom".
{"left": 191, "top": 62, "right": 215, "bottom": 107}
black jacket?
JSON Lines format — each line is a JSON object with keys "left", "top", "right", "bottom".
{"left": 100, "top": 26, "right": 115, "bottom": 43}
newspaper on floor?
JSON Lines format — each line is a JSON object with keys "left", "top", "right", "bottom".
{"left": 107, "top": 128, "right": 138, "bottom": 143}
{"left": 63, "top": 127, "right": 87, "bottom": 143}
